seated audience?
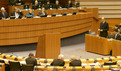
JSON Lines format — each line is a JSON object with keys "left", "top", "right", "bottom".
{"left": 98, "top": 17, "right": 109, "bottom": 38}
{"left": 53, "top": 0, "right": 61, "bottom": 9}
{"left": 51, "top": 54, "right": 65, "bottom": 66}
{"left": 16, "top": 0, "right": 25, "bottom": 5}
{"left": 25, "top": 9, "right": 34, "bottom": 18}
{"left": 115, "top": 29, "right": 121, "bottom": 40}
{"left": 64, "top": 0, "right": 73, "bottom": 8}
{"left": 0, "top": 7, "right": 8, "bottom": 19}
{"left": 10, "top": 7, "right": 23, "bottom": 19}
{"left": 37, "top": 7, "right": 47, "bottom": 16}
{"left": 44, "top": 0, "right": 52, "bottom": 10}
{"left": 69, "top": 56, "right": 81, "bottom": 66}
{"left": 26, "top": 53, "right": 37, "bottom": 66}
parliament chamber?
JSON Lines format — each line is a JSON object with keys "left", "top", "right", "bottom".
{"left": 0, "top": 0, "right": 121, "bottom": 71}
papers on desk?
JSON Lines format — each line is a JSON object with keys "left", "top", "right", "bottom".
{"left": 107, "top": 39, "right": 113, "bottom": 41}
{"left": 82, "top": 63, "right": 100, "bottom": 66}
{"left": 20, "top": 61, "right": 26, "bottom": 64}
{"left": 82, "top": 63, "right": 87, "bottom": 66}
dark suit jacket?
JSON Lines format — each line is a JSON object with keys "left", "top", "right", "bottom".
{"left": 69, "top": 60, "right": 81, "bottom": 66}
{"left": 53, "top": 4, "right": 61, "bottom": 9}
{"left": 100, "top": 21, "right": 109, "bottom": 38}
{"left": 0, "top": 11, "right": 8, "bottom": 18}
{"left": 51, "top": 59, "right": 65, "bottom": 66}
{"left": 115, "top": 33, "right": 121, "bottom": 40}
{"left": 37, "top": 11, "right": 47, "bottom": 16}
{"left": 44, "top": 4, "right": 53, "bottom": 10}
{"left": 10, "top": 11, "right": 23, "bottom": 19}
{"left": 26, "top": 57, "right": 37, "bottom": 66}
{"left": 15, "top": 1, "right": 25, "bottom": 5}
{"left": 64, "top": 3, "right": 72, "bottom": 8}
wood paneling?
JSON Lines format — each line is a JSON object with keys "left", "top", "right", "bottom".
{"left": 85, "top": 34, "right": 112, "bottom": 55}
{"left": 0, "top": 8, "right": 98, "bottom": 46}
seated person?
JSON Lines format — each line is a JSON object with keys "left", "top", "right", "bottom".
{"left": 44, "top": 0, "right": 53, "bottom": 10}
{"left": 10, "top": 7, "right": 23, "bottom": 19}
{"left": 37, "top": 7, "right": 47, "bottom": 16}
{"left": 9, "top": 0, "right": 16, "bottom": 6}
{"left": 0, "top": 7, "right": 8, "bottom": 19}
{"left": 15, "top": 0, "right": 25, "bottom": 5}
{"left": 32, "top": 0, "right": 41, "bottom": 5}
{"left": 53, "top": 0, "right": 61, "bottom": 9}
{"left": 114, "top": 24, "right": 121, "bottom": 32}
{"left": 115, "top": 30, "right": 121, "bottom": 40}
{"left": 51, "top": 54, "right": 65, "bottom": 66}
{"left": 32, "top": 0, "right": 41, "bottom": 10}
{"left": 26, "top": 53, "right": 37, "bottom": 66}
{"left": 25, "top": 9, "right": 34, "bottom": 18}
{"left": 64, "top": 0, "right": 73, "bottom": 8}
{"left": 69, "top": 56, "right": 81, "bottom": 66}
{"left": 75, "top": 1, "right": 80, "bottom": 8}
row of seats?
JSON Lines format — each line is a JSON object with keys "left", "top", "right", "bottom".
{"left": 0, "top": 53, "right": 121, "bottom": 64}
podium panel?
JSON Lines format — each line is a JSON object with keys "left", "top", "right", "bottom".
{"left": 36, "top": 33, "right": 60, "bottom": 59}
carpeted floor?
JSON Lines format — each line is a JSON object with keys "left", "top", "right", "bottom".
{"left": 3, "top": 32, "right": 110, "bottom": 59}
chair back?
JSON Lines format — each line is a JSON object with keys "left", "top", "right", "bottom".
{"left": 22, "top": 64, "right": 34, "bottom": 71}
{"left": 9, "top": 61, "right": 21, "bottom": 71}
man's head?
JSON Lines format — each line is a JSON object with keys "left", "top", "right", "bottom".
{"left": 58, "top": 54, "right": 64, "bottom": 60}
{"left": 14, "top": 7, "right": 19, "bottom": 12}
{"left": 42, "top": 7, "right": 45, "bottom": 11}
{"left": 28, "top": 9, "right": 32, "bottom": 13}
{"left": 29, "top": 53, "right": 34, "bottom": 58}
{"left": 35, "top": 0, "right": 38, "bottom": 5}
{"left": 47, "top": 1, "right": 50, "bottom": 4}
{"left": 101, "top": 17, "right": 105, "bottom": 22}
{"left": 71, "top": 56, "right": 77, "bottom": 61}
{"left": 56, "top": 0, "right": 59, "bottom": 5}
{"left": 68, "top": 0, "right": 71, "bottom": 4}
{"left": 19, "top": 0, "right": 21, "bottom": 1}
{"left": 1, "top": 7, "right": 5, "bottom": 12}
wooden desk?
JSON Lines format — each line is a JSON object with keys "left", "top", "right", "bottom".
{"left": 112, "top": 40, "right": 121, "bottom": 56}
{"left": 0, "top": 8, "right": 98, "bottom": 46}
{"left": 85, "top": 34, "right": 112, "bottom": 55}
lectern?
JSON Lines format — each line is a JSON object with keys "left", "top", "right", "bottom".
{"left": 35, "top": 33, "right": 60, "bottom": 59}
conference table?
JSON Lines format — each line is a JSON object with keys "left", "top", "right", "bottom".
{"left": 0, "top": 8, "right": 98, "bottom": 46}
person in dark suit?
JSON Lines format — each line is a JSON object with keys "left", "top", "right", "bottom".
{"left": 115, "top": 30, "right": 121, "bottom": 40}
{"left": 69, "top": 56, "right": 81, "bottom": 66}
{"left": 32, "top": 0, "right": 41, "bottom": 5}
{"left": 98, "top": 17, "right": 109, "bottom": 38}
{"left": 51, "top": 54, "right": 65, "bottom": 66}
{"left": 64, "top": 0, "right": 73, "bottom": 8}
{"left": 26, "top": 53, "right": 37, "bottom": 66}
{"left": 32, "top": 0, "right": 39, "bottom": 10}
{"left": 114, "top": 24, "right": 121, "bottom": 32}
{"left": 37, "top": 7, "right": 47, "bottom": 16}
{"left": 10, "top": 7, "right": 23, "bottom": 19}
{"left": 15, "top": 0, "right": 25, "bottom": 5}
{"left": 44, "top": 1, "right": 53, "bottom": 10}
{"left": 0, "top": 7, "right": 8, "bottom": 19}
{"left": 53, "top": 0, "right": 61, "bottom": 9}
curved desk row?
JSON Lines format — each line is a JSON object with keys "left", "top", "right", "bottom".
{"left": 0, "top": 8, "right": 98, "bottom": 46}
